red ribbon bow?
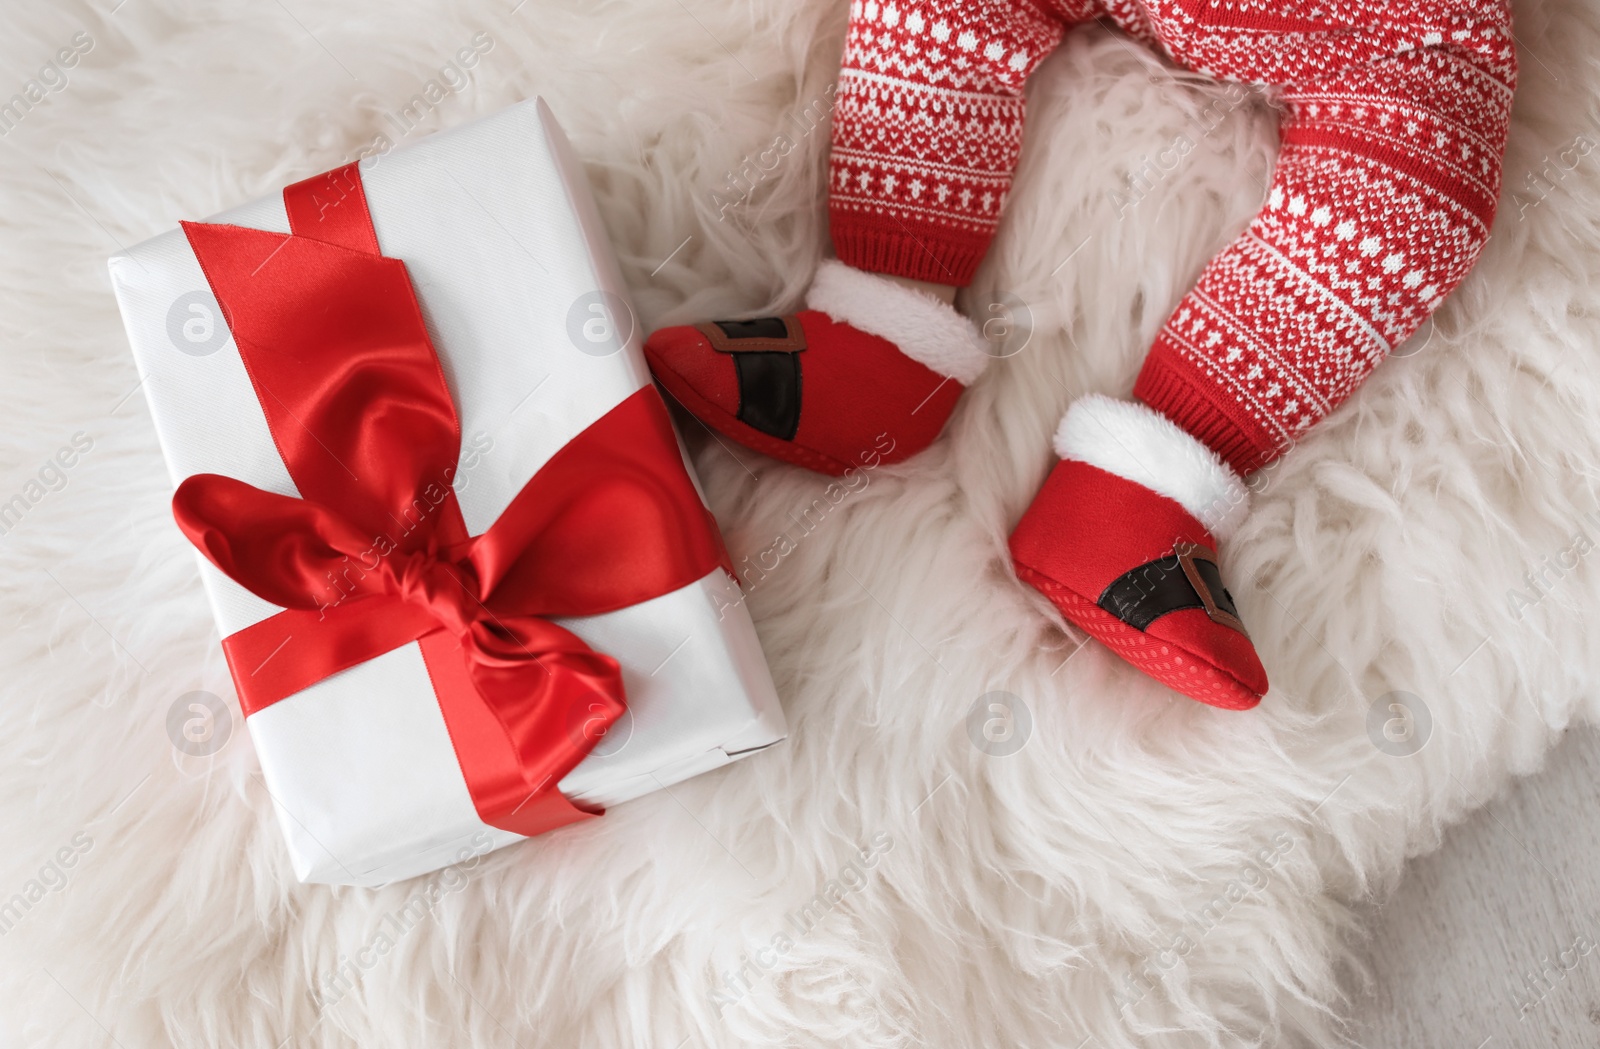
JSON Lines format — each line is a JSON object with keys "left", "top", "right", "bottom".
{"left": 172, "top": 164, "right": 728, "bottom": 837}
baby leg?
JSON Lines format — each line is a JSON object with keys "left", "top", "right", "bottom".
{"left": 1134, "top": 6, "right": 1519, "bottom": 473}
{"left": 827, "top": 0, "right": 1076, "bottom": 285}
{"left": 1011, "top": 5, "right": 1517, "bottom": 708}
{"left": 646, "top": 0, "right": 1084, "bottom": 473}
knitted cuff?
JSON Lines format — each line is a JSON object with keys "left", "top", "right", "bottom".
{"left": 828, "top": 206, "right": 991, "bottom": 287}
{"left": 1133, "top": 339, "right": 1285, "bottom": 478}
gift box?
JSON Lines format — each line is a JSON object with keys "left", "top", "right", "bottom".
{"left": 108, "top": 99, "right": 785, "bottom": 886}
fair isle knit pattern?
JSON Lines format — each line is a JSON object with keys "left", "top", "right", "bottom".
{"left": 827, "top": 0, "right": 1083, "bottom": 284}
{"left": 826, "top": 0, "right": 1517, "bottom": 473}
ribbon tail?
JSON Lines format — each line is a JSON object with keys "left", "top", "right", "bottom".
{"left": 421, "top": 619, "right": 626, "bottom": 838}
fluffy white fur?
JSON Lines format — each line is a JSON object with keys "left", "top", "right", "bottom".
{"left": 806, "top": 258, "right": 991, "bottom": 383}
{"left": 4, "top": 1, "right": 1600, "bottom": 1047}
{"left": 1054, "top": 393, "right": 1250, "bottom": 541}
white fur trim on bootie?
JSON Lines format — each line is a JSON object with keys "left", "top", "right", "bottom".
{"left": 805, "top": 259, "right": 990, "bottom": 385}
{"left": 1053, "top": 394, "right": 1250, "bottom": 542}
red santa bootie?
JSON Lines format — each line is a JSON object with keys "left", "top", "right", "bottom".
{"left": 1009, "top": 395, "right": 1267, "bottom": 710}
{"left": 643, "top": 261, "right": 991, "bottom": 475}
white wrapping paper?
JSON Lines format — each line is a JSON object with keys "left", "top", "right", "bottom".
{"left": 108, "top": 98, "right": 785, "bottom": 886}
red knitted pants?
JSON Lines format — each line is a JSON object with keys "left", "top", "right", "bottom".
{"left": 827, "top": 0, "right": 1516, "bottom": 473}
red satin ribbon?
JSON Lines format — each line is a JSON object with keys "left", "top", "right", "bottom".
{"left": 172, "top": 163, "right": 728, "bottom": 838}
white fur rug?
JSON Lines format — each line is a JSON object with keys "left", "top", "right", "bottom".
{"left": 4, "top": 0, "right": 1600, "bottom": 1046}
